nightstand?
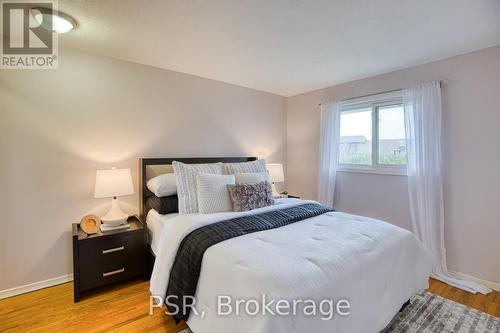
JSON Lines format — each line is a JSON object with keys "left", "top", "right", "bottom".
{"left": 72, "top": 215, "right": 147, "bottom": 302}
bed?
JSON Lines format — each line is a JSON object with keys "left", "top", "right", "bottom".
{"left": 140, "top": 157, "right": 433, "bottom": 333}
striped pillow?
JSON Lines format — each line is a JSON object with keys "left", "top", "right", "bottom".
{"left": 234, "top": 172, "right": 270, "bottom": 184}
{"left": 223, "top": 159, "right": 267, "bottom": 174}
{"left": 196, "top": 174, "right": 235, "bottom": 214}
{"left": 172, "top": 161, "right": 223, "bottom": 214}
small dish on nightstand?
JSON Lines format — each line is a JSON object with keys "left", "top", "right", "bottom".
{"left": 80, "top": 215, "right": 101, "bottom": 234}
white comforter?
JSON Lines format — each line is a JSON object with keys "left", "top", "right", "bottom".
{"left": 150, "top": 198, "right": 433, "bottom": 333}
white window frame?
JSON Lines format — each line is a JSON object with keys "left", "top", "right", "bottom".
{"left": 337, "top": 91, "right": 407, "bottom": 176}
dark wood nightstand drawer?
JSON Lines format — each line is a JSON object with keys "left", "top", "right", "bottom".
{"left": 79, "top": 260, "right": 143, "bottom": 291}
{"left": 79, "top": 232, "right": 143, "bottom": 268}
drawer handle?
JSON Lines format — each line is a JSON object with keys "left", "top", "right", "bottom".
{"left": 102, "top": 246, "right": 125, "bottom": 254}
{"left": 103, "top": 268, "right": 125, "bottom": 277}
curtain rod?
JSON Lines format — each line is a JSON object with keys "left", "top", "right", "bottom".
{"left": 318, "top": 79, "right": 448, "bottom": 106}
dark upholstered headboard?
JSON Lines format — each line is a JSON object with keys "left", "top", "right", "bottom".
{"left": 139, "top": 157, "right": 257, "bottom": 220}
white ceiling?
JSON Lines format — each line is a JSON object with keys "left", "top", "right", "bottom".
{"left": 58, "top": 0, "right": 500, "bottom": 96}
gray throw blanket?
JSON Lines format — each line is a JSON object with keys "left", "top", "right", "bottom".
{"left": 165, "top": 203, "right": 333, "bottom": 322}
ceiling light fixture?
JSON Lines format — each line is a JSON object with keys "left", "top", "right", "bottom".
{"left": 31, "top": 7, "right": 77, "bottom": 33}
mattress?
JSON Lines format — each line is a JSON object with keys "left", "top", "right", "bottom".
{"left": 146, "top": 209, "right": 178, "bottom": 256}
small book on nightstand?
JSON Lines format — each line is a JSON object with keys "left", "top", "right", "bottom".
{"left": 100, "top": 223, "right": 130, "bottom": 232}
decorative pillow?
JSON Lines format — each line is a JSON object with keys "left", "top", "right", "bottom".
{"left": 227, "top": 181, "right": 275, "bottom": 212}
{"left": 147, "top": 173, "right": 177, "bottom": 197}
{"left": 196, "top": 174, "right": 235, "bottom": 214}
{"left": 223, "top": 159, "right": 267, "bottom": 175}
{"left": 147, "top": 195, "right": 178, "bottom": 214}
{"left": 172, "top": 161, "right": 223, "bottom": 214}
{"left": 234, "top": 172, "right": 270, "bottom": 184}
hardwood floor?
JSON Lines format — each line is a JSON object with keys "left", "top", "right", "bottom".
{"left": 0, "top": 279, "right": 186, "bottom": 333}
{"left": 0, "top": 278, "right": 498, "bottom": 333}
{"left": 428, "top": 278, "right": 500, "bottom": 317}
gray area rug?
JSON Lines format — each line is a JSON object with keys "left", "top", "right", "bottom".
{"left": 382, "top": 291, "right": 499, "bottom": 332}
{"left": 180, "top": 291, "right": 499, "bottom": 333}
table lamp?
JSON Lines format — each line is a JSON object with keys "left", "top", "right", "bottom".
{"left": 94, "top": 168, "right": 134, "bottom": 226}
{"left": 266, "top": 163, "right": 284, "bottom": 197}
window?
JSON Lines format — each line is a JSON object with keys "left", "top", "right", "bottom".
{"left": 339, "top": 107, "right": 372, "bottom": 165}
{"left": 378, "top": 104, "right": 406, "bottom": 165}
{"left": 339, "top": 92, "right": 406, "bottom": 175}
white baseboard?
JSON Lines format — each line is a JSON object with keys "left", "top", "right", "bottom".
{"left": 0, "top": 274, "right": 73, "bottom": 300}
{"left": 450, "top": 270, "right": 500, "bottom": 292}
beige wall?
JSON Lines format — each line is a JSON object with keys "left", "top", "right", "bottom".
{"left": 2, "top": 43, "right": 499, "bottom": 292}
{"left": 0, "top": 48, "right": 286, "bottom": 291}
{"left": 287, "top": 45, "right": 500, "bottom": 284}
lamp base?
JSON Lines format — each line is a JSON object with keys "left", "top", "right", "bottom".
{"left": 272, "top": 183, "right": 280, "bottom": 198}
{"left": 101, "top": 197, "right": 129, "bottom": 227}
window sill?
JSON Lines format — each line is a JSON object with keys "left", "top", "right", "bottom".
{"left": 337, "top": 166, "right": 407, "bottom": 176}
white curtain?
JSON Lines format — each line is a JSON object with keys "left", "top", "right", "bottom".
{"left": 318, "top": 101, "right": 341, "bottom": 208}
{"left": 404, "top": 81, "right": 491, "bottom": 294}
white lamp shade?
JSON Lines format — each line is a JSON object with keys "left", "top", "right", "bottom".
{"left": 94, "top": 168, "right": 134, "bottom": 198}
{"left": 267, "top": 163, "right": 284, "bottom": 183}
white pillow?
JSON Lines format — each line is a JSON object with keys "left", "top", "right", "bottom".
{"left": 172, "top": 161, "right": 223, "bottom": 214}
{"left": 234, "top": 172, "right": 270, "bottom": 184}
{"left": 197, "top": 174, "right": 235, "bottom": 214}
{"left": 146, "top": 173, "right": 177, "bottom": 197}
{"left": 223, "top": 159, "right": 267, "bottom": 174}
